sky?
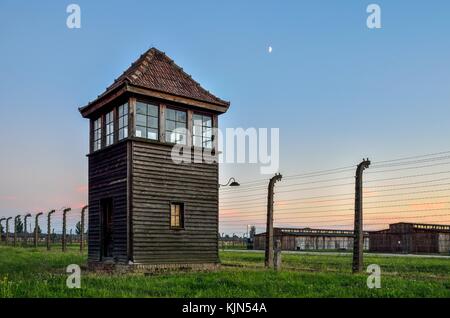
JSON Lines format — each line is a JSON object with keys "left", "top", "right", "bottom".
{"left": 0, "top": 1, "right": 450, "bottom": 234}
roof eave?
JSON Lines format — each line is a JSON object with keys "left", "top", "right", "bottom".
{"left": 79, "top": 82, "right": 230, "bottom": 119}
{"left": 126, "top": 84, "right": 230, "bottom": 113}
{"left": 79, "top": 82, "right": 129, "bottom": 118}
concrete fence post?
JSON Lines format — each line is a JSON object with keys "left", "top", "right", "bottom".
{"left": 46, "top": 210, "right": 56, "bottom": 251}
{"left": 265, "top": 173, "right": 283, "bottom": 268}
{"left": 62, "top": 208, "right": 71, "bottom": 252}
{"left": 24, "top": 213, "right": 31, "bottom": 246}
{"left": 274, "top": 239, "right": 282, "bottom": 271}
{"left": 352, "top": 158, "right": 371, "bottom": 273}
{"left": 14, "top": 215, "right": 20, "bottom": 247}
{"left": 34, "top": 212, "right": 43, "bottom": 248}
{"left": 80, "top": 205, "right": 88, "bottom": 253}
{"left": 6, "top": 217, "right": 12, "bottom": 245}
{"left": 0, "top": 218, "right": 5, "bottom": 244}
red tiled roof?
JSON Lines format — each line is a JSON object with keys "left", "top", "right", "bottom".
{"left": 98, "top": 47, "right": 229, "bottom": 107}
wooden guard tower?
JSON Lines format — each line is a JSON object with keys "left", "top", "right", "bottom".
{"left": 79, "top": 48, "right": 230, "bottom": 269}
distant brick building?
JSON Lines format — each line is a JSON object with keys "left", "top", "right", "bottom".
{"left": 369, "top": 223, "right": 450, "bottom": 254}
{"left": 254, "top": 227, "right": 369, "bottom": 251}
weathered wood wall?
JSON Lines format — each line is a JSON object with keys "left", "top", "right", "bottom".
{"left": 88, "top": 141, "right": 129, "bottom": 263}
{"left": 131, "top": 140, "right": 219, "bottom": 264}
{"left": 369, "top": 232, "right": 439, "bottom": 254}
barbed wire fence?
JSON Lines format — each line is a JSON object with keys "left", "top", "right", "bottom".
{"left": 1, "top": 150, "right": 450, "bottom": 272}
{"left": 219, "top": 150, "right": 450, "bottom": 271}
{"left": 0, "top": 205, "right": 88, "bottom": 252}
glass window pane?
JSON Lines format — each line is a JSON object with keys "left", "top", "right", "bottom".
{"left": 119, "top": 116, "right": 125, "bottom": 129}
{"left": 203, "top": 116, "right": 212, "bottom": 127}
{"left": 170, "top": 203, "right": 183, "bottom": 228}
{"left": 176, "top": 121, "right": 186, "bottom": 129}
{"left": 106, "top": 135, "right": 113, "bottom": 146}
{"left": 148, "top": 116, "right": 158, "bottom": 129}
{"left": 176, "top": 133, "right": 186, "bottom": 145}
{"left": 176, "top": 110, "right": 186, "bottom": 122}
{"left": 119, "top": 127, "right": 128, "bottom": 141}
{"left": 193, "top": 114, "right": 202, "bottom": 124}
{"left": 147, "top": 128, "right": 158, "bottom": 140}
{"left": 166, "top": 120, "right": 175, "bottom": 131}
{"left": 136, "top": 126, "right": 146, "bottom": 138}
{"left": 148, "top": 104, "right": 158, "bottom": 117}
{"left": 135, "top": 103, "right": 158, "bottom": 140}
{"left": 193, "top": 125, "right": 202, "bottom": 136}
{"left": 166, "top": 108, "right": 175, "bottom": 121}
{"left": 136, "top": 114, "right": 146, "bottom": 127}
{"left": 204, "top": 140, "right": 212, "bottom": 149}
{"left": 204, "top": 128, "right": 212, "bottom": 138}
{"left": 94, "top": 118, "right": 101, "bottom": 129}
{"left": 194, "top": 136, "right": 202, "bottom": 147}
{"left": 136, "top": 102, "right": 147, "bottom": 115}
{"left": 119, "top": 103, "right": 128, "bottom": 117}
{"left": 166, "top": 131, "right": 176, "bottom": 143}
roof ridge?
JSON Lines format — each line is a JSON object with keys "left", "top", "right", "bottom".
{"left": 84, "top": 47, "right": 230, "bottom": 110}
{"left": 140, "top": 48, "right": 229, "bottom": 105}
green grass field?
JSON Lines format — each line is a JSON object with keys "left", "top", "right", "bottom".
{"left": 0, "top": 246, "right": 449, "bottom": 298}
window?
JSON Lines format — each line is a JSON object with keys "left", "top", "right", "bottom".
{"left": 165, "top": 108, "right": 187, "bottom": 144}
{"left": 170, "top": 203, "right": 184, "bottom": 228}
{"left": 136, "top": 102, "right": 159, "bottom": 140}
{"left": 118, "top": 103, "right": 128, "bottom": 140}
{"left": 193, "top": 114, "right": 213, "bottom": 148}
{"left": 93, "top": 117, "right": 102, "bottom": 151}
{"left": 105, "top": 111, "right": 114, "bottom": 146}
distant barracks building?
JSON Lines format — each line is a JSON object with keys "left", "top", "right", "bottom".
{"left": 254, "top": 224, "right": 450, "bottom": 254}
{"left": 369, "top": 223, "right": 450, "bottom": 254}
{"left": 254, "top": 227, "right": 370, "bottom": 251}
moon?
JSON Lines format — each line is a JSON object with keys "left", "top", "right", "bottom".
{"left": 268, "top": 46, "right": 273, "bottom": 53}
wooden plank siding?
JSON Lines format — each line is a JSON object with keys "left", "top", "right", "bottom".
{"left": 88, "top": 141, "right": 129, "bottom": 263}
{"left": 131, "top": 140, "right": 219, "bottom": 264}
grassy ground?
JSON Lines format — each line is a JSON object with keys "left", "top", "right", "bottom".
{"left": 0, "top": 246, "right": 449, "bottom": 297}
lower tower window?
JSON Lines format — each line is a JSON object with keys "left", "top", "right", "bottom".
{"left": 170, "top": 203, "right": 184, "bottom": 229}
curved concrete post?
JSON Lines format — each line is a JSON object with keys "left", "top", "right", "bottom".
{"left": 6, "top": 217, "right": 12, "bottom": 244}
{"left": 265, "top": 173, "right": 283, "bottom": 268}
{"left": 352, "top": 158, "right": 371, "bottom": 273}
{"left": 0, "top": 218, "right": 5, "bottom": 244}
{"left": 24, "top": 213, "right": 31, "bottom": 245}
{"left": 80, "top": 205, "right": 88, "bottom": 253}
{"left": 14, "top": 215, "right": 21, "bottom": 247}
{"left": 46, "top": 210, "right": 56, "bottom": 251}
{"left": 62, "top": 208, "right": 71, "bottom": 252}
{"left": 34, "top": 213, "right": 43, "bottom": 248}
